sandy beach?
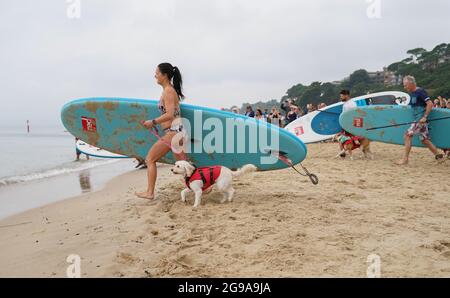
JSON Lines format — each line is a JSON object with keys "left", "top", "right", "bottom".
{"left": 0, "top": 142, "right": 449, "bottom": 277}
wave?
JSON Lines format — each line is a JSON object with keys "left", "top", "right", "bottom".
{"left": 0, "top": 159, "right": 120, "bottom": 187}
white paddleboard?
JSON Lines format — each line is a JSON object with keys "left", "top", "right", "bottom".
{"left": 76, "top": 140, "right": 129, "bottom": 159}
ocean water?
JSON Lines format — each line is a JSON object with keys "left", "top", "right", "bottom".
{"left": 0, "top": 128, "right": 140, "bottom": 219}
{"left": 0, "top": 129, "right": 118, "bottom": 186}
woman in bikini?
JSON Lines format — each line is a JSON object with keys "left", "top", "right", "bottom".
{"left": 136, "top": 63, "right": 185, "bottom": 200}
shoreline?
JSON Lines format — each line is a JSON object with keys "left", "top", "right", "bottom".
{"left": 0, "top": 159, "right": 136, "bottom": 220}
{"left": 0, "top": 143, "right": 449, "bottom": 277}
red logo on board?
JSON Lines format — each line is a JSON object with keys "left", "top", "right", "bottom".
{"left": 81, "top": 116, "right": 97, "bottom": 132}
{"left": 353, "top": 117, "right": 364, "bottom": 128}
{"left": 294, "top": 126, "right": 305, "bottom": 136}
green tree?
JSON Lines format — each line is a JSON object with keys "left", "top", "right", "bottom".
{"left": 407, "top": 47, "right": 426, "bottom": 62}
{"left": 346, "top": 69, "right": 371, "bottom": 89}
{"left": 229, "top": 43, "right": 450, "bottom": 112}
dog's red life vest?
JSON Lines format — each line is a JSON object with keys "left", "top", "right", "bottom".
{"left": 341, "top": 130, "right": 363, "bottom": 150}
{"left": 185, "top": 166, "right": 222, "bottom": 191}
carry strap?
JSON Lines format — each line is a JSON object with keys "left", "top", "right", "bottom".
{"left": 185, "top": 165, "right": 198, "bottom": 190}
{"left": 209, "top": 167, "right": 214, "bottom": 185}
{"left": 198, "top": 168, "right": 207, "bottom": 185}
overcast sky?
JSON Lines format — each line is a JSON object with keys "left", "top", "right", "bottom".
{"left": 0, "top": 0, "right": 449, "bottom": 129}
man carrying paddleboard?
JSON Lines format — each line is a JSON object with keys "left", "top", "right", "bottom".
{"left": 396, "top": 76, "right": 445, "bottom": 165}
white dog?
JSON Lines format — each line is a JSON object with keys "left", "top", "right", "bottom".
{"left": 171, "top": 160, "right": 257, "bottom": 208}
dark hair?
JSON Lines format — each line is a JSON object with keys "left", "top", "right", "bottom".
{"left": 340, "top": 89, "right": 350, "bottom": 96}
{"left": 158, "top": 63, "right": 184, "bottom": 99}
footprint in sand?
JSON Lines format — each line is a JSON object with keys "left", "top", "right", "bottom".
{"left": 116, "top": 252, "right": 140, "bottom": 265}
{"left": 421, "top": 240, "right": 450, "bottom": 258}
{"left": 174, "top": 254, "right": 194, "bottom": 267}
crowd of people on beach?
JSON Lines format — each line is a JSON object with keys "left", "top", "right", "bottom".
{"left": 230, "top": 100, "right": 329, "bottom": 128}
{"left": 433, "top": 96, "right": 450, "bottom": 109}
{"left": 233, "top": 95, "right": 450, "bottom": 127}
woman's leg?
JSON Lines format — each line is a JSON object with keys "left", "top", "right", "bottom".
{"left": 136, "top": 133, "right": 175, "bottom": 200}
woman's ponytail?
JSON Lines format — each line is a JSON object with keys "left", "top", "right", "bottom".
{"left": 172, "top": 66, "right": 184, "bottom": 99}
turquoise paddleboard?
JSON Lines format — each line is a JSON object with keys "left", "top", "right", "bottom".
{"left": 339, "top": 105, "right": 450, "bottom": 149}
{"left": 61, "top": 98, "right": 308, "bottom": 170}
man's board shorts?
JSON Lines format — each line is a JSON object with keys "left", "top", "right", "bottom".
{"left": 406, "top": 122, "right": 430, "bottom": 141}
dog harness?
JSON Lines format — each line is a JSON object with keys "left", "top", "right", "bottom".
{"left": 185, "top": 166, "right": 222, "bottom": 191}
{"left": 339, "top": 130, "right": 362, "bottom": 150}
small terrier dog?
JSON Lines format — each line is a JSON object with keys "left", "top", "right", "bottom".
{"left": 171, "top": 161, "right": 257, "bottom": 208}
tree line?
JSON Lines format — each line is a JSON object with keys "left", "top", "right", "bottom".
{"left": 230, "top": 43, "right": 450, "bottom": 113}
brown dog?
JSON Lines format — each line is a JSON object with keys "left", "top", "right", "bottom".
{"left": 334, "top": 134, "right": 372, "bottom": 160}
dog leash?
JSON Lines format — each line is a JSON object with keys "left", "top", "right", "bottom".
{"left": 266, "top": 150, "right": 319, "bottom": 185}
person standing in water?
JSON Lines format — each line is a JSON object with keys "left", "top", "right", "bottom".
{"left": 396, "top": 76, "right": 444, "bottom": 165}
{"left": 75, "top": 138, "right": 89, "bottom": 161}
{"left": 136, "top": 63, "right": 185, "bottom": 200}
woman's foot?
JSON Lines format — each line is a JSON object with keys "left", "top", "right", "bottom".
{"left": 435, "top": 154, "right": 445, "bottom": 163}
{"left": 135, "top": 192, "right": 155, "bottom": 200}
{"left": 395, "top": 158, "right": 409, "bottom": 165}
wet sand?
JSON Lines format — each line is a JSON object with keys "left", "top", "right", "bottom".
{"left": 0, "top": 142, "right": 449, "bottom": 277}
{"left": 0, "top": 159, "right": 134, "bottom": 219}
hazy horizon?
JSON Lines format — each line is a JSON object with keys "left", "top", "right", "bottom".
{"left": 1, "top": 0, "right": 449, "bottom": 128}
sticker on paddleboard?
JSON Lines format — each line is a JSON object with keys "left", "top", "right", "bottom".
{"left": 294, "top": 126, "right": 305, "bottom": 136}
{"left": 353, "top": 117, "right": 364, "bottom": 128}
{"left": 81, "top": 116, "right": 97, "bottom": 132}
